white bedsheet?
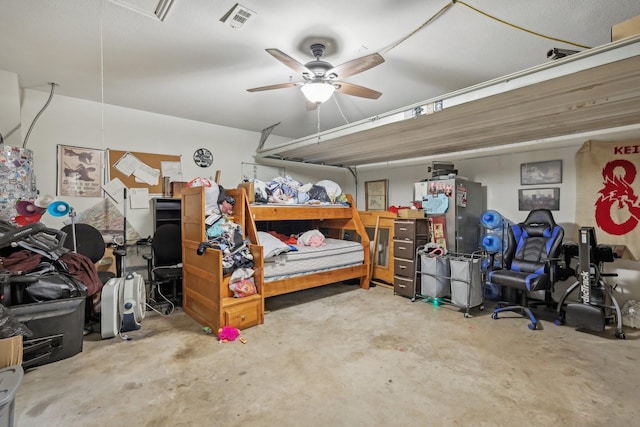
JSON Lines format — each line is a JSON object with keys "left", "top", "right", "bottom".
{"left": 263, "top": 238, "right": 363, "bottom": 281}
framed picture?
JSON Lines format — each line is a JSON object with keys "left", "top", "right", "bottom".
{"left": 365, "top": 179, "right": 388, "bottom": 211}
{"left": 520, "top": 160, "right": 562, "bottom": 185}
{"left": 57, "top": 145, "right": 104, "bottom": 197}
{"left": 518, "top": 187, "right": 560, "bottom": 211}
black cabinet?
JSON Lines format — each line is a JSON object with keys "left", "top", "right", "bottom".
{"left": 152, "top": 198, "right": 181, "bottom": 232}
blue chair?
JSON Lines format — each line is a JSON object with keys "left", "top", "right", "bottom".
{"left": 487, "top": 209, "right": 564, "bottom": 330}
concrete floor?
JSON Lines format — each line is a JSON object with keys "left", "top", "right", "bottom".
{"left": 15, "top": 283, "right": 640, "bottom": 427}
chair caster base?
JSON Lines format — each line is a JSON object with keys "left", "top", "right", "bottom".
{"left": 492, "top": 305, "right": 540, "bottom": 330}
{"left": 553, "top": 310, "right": 565, "bottom": 326}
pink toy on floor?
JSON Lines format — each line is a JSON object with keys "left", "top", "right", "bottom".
{"left": 218, "top": 325, "right": 240, "bottom": 342}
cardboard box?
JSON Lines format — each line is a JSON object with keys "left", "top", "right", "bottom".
{"left": 612, "top": 15, "right": 640, "bottom": 41}
{"left": 0, "top": 335, "right": 23, "bottom": 369}
{"left": 397, "top": 208, "right": 424, "bottom": 218}
{"left": 238, "top": 182, "right": 255, "bottom": 203}
{"left": 97, "top": 247, "right": 117, "bottom": 275}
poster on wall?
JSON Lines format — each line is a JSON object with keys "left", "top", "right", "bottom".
{"left": 575, "top": 140, "right": 640, "bottom": 259}
{"left": 365, "top": 179, "right": 388, "bottom": 211}
{"left": 57, "top": 145, "right": 104, "bottom": 197}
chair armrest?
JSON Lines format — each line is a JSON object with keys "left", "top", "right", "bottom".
{"left": 112, "top": 249, "right": 126, "bottom": 257}
{"left": 544, "top": 257, "right": 562, "bottom": 283}
{"left": 142, "top": 253, "right": 154, "bottom": 281}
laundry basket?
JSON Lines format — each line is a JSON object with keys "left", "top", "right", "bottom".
{"left": 420, "top": 252, "right": 451, "bottom": 299}
{"left": 449, "top": 254, "right": 483, "bottom": 309}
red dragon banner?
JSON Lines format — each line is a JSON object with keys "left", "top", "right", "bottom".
{"left": 575, "top": 140, "right": 640, "bottom": 260}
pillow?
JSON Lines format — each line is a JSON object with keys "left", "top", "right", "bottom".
{"left": 229, "top": 278, "right": 257, "bottom": 298}
{"left": 258, "top": 231, "right": 291, "bottom": 259}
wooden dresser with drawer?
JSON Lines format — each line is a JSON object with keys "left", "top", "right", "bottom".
{"left": 393, "top": 218, "right": 431, "bottom": 298}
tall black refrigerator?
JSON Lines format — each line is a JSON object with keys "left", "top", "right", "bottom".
{"left": 414, "top": 178, "right": 485, "bottom": 254}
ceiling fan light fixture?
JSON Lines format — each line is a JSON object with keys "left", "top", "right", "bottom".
{"left": 301, "top": 82, "right": 335, "bottom": 104}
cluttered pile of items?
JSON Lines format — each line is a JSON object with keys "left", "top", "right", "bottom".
{"left": 0, "top": 220, "right": 94, "bottom": 368}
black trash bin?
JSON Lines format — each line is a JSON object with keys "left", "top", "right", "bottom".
{"left": 11, "top": 297, "right": 85, "bottom": 369}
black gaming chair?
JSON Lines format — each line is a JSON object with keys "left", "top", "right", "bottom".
{"left": 144, "top": 224, "right": 182, "bottom": 310}
{"left": 487, "top": 209, "right": 564, "bottom": 330}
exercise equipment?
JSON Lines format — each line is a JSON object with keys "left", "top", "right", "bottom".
{"left": 555, "top": 227, "right": 625, "bottom": 339}
{"left": 100, "top": 272, "right": 146, "bottom": 339}
{"left": 0, "top": 220, "right": 67, "bottom": 260}
{"left": 100, "top": 188, "right": 146, "bottom": 339}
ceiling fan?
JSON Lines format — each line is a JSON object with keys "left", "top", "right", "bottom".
{"left": 247, "top": 43, "right": 384, "bottom": 105}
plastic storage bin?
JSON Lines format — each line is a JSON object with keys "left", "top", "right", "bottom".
{"left": 10, "top": 296, "right": 85, "bottom": 368}
{"left": 0, "top": 365, "right": 23, "bottom": 427}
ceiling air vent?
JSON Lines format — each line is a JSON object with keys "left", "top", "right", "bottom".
{"left": 220, "top": 3, "right": 256, "bottom": 29}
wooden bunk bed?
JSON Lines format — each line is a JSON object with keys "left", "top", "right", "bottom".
{"left": 181, "top": 186, "right": 370, "bottom": 335}
{"left": 182, "top": 186, "right": 264, "bottom": 334}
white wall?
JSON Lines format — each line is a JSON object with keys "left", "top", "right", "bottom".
{"left": 355, "top": 145, "right": 579, "bottom": 232}
{"left": 18, "top": 88, "right": 344, "bottom": 238}
{"left": 458, "top": 146, "right": 578, "bottom": 235}
{"left": 0, "top": 69, "right": 21, "bottom": 146}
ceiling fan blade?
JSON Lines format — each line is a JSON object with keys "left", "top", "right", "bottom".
{"left": 334, "top": 82, "right": 382, "bottom": 99}
{"left": 325, "top": 53, "right": 384, "bottom": 79}
{"left": 265, "top": 48, "right": 312, "bottom": 75}
{"left": 247, "top": 82, "right": 301, "bottom": 92}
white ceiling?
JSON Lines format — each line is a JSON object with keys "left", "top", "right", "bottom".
{"left": 1, "top": 0, "right": 640, "bottom": 143}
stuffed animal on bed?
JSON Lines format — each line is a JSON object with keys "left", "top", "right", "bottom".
{"left": 297, "top": 229, "right": 325, "bottom": 247}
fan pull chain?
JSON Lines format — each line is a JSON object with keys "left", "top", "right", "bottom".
{"left": 317, "top": 105, "right": 321, "bottom": 144}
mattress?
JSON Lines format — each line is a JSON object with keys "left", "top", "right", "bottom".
{"left": 264, "top": 238, "right": 364, "bottom": 281}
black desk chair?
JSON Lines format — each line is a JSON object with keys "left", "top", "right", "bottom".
{"left": 487, "top": 209, "right": 564, "bottom": 330}
{"left": 61, "top": 223, "right": 125, "bottom": 332}
{"left": 144, "top": 224, "right": 182, "bottom": 312}
{"left": 61, "top": 224, "right": 118, "bottom": 284}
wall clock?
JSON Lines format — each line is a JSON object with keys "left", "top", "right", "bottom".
{"left": 193, "top": 148, "right": 213, "bottom": 167}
